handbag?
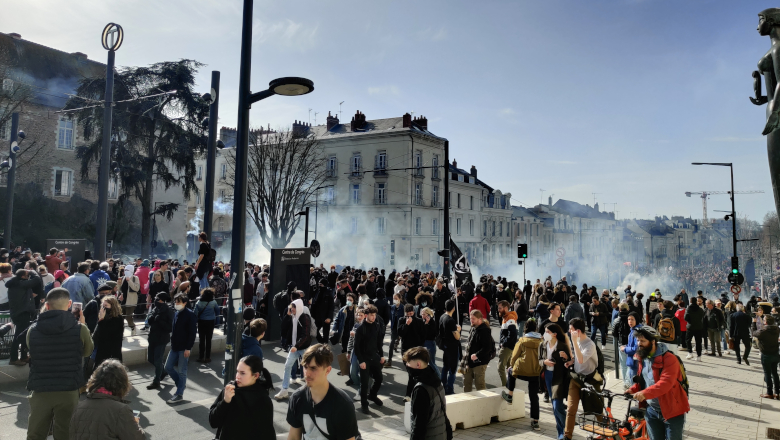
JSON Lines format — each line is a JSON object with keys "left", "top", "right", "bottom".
{"left": 337, "top": 352, "right": 350, "bottom": 376}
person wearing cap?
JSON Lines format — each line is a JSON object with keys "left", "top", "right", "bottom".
{"left": 626, "top": 325, "right": 690, "bottom": 440}
{"left": 25, "top": 287, "right": 94, "bottom": 440}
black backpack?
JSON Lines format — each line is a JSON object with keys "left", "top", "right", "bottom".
{"left": 594, "top": 343, "right": 605, "bottom": 378}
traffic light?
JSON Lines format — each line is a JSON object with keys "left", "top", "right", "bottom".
{"left": 728, "top": 256, "right": 744, "bottom": 285}
{"left": 517, "top": 243, "right": 528, "bottom": 259}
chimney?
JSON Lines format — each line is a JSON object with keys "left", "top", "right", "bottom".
{"left": 452, "top": 158, "right": 457, "bottom": 169}
{"left": 548, "top": 196, "right": 552, "bottom": 207}
{"left": 470, "top": 165, "right": 477, "bottom": 179}
{"left": 412, "top": 115, "right": 428, "bottom": 130}
{"left": 402, "top": 113, "right": 412, "bottom": 128}
{"left": 594, "top": 202, "right": 599, "bottom": 212}
{"left": 72, "top": 52, "right": 88, "bottom": 60}
{"left": 351, "top": 110, "right": 367, "bottom": 131}
{"left": 8, "top": 33, "right": 21, "bottom": 40}
{"left": 326, "top": 111, "right": 339, "bottom": 131}
{"left": 292, "top": 119, "right": 310, "bottom": 136}
{"left": 219, "top": 126, "right": 237, "bottom": 144}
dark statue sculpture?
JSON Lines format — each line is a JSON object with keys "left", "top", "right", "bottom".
{"left": 754, "top": 8, "right": 780, "bottom": 215}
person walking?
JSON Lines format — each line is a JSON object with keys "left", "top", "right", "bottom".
{"left": 496, "top": 300, "right": 518, "bottom": 387}
{"left": 729, "top": 303, "right": 753, "bottom": 365}
{"left": 439, "top": 299, "right": 462, "bottom": 395}
{"left": 563, "top": 318, "right": 602, "bottom": 440}
{"left": 388, "top": 292, "right": 405, "bottom": 367}
{"left": 540, "top": 323, "right": 570, "bottom": 439}
{"left": 209, "top": 355, "right": 275, "bottom": 439}
{"left": 274, "top": 298, "right": 313, "bottom": 400}
{"left": 398, "top": 303, "right": 424, "bottom": 399}
{"left": 146, "top": 292, "right": 173, "bottom": 390}
{"left": 501, "top": 320, "right": 543, "bottom": 431}
{"left": 26, "top": 288, "right": 94, "bottom": 440}
{"left": 6, "top": 268, "right": 39, "bottom": 366}
{"left": 353, "top": 304, "right": 385, "bottom": 414}
{"left": 614, "top": 303, "right": 631, "bottom": 388}
{"left": 754, "top": 315, "right": 780, "bottom": 399}
{"left": 118, "top": 265, "right": 140, "bottom": 336}
{"left": 69, "top": 359, "right": 145, "bottom": 440}
{"left": 674, "top": 297, "right": 688, "bottom": 351}
{"left": 704, "top": 300, "right": 725, "bottom": 357}
{"left": 311, "top": 279, "right": 334, "bottom": 344}
{"left": 165, "top": 293, "right": 197, "bottom": 404}
{"left": 468, "top": 287, "right": 490, "bottom": 322}
{"left": 420, "top": 307, "right": 441, "bottom": 377}
{"left": 462, "top": 310, "right": 493, "bottom": 392}
{"left": 652, "top": 300, "right": 681, "bottom": 355}
{"left": 589, "top": 296, "right": 610, "bottom": 349}
{"left": 684, "top": 297, "right": 705, "bottom": 362}
{"left": 405, "top": 346, "right": 453, "bottom": 440}
{"left": 194, "top": 288, "right": 218, "bottom": 363}
{"left": 331, "top": 293, "right": 357, "bottom": 352}
{"left": 91, "top": 295, "right": 124, "bottom": 370}
{"left": 627, "top": 326, "right": 690, "bottom": 440}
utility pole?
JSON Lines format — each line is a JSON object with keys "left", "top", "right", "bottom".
{"left": 203, "top": 71, "right": 220, "bottom": 239}
{"left": 2, "top": 113, "right": 20, "bottom": 249}
{"left": 95, "top": 23, "right": 123, "bottom": 261}
{"left": 443, "top": 140, "right": 451, "bottom": 279}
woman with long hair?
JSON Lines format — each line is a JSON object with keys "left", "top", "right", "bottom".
{"left": 539, "top": 322, "right": 571, "bottom": 439}
{"left": 92, "top": 295, "right": 125, "bottom": 370}
{"left": 195, "top": 288, "right": 219, "bottom": 363}
{"left": 209, "top": 355, "right": 274, "bottom": 439}
{"left": 70, "top": 359, "right": 145, "bottom": 439}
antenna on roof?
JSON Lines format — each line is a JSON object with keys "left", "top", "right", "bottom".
{"left": 339, "top": 101, "right": 344, "bottom": 120}
{"left": 308, "top": 108, "right": 312, "bottom": 125}
{"left": 314, "top": 111, "right": 319, "bottom": 126}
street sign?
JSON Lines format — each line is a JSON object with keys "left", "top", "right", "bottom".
{"left": 101, "top": 23, "right": 124, "bottom": 51}
{"left": 730, "top": 284, "right": 742, "bottom": 294}
{"left": 556, "top": 258, "right": 565, "bottom": 268}
{"left": 556, "top": 247, "right": 566, "bottom": 257}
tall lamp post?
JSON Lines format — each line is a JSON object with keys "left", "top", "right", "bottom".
{"left": 692, "top": 163, "right": 738, "bottom": 262}
{"left": 202, "top": 71, "right": 221, "bottom": 239}
{"left": 225, "top": 0, "right": 313, "bottom": 385}
{"left": 2, "top": 113, "right": 25, "bottom": 249}
{"left": 94, "top": 23, "right": 124, "bottom": 261}
{"left": 314, "top": 184, "right": 334, "bottom": 241}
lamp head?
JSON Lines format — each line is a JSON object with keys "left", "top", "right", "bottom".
{"left": 0, "top": 159, "right": 9, "bottom": 169}
{"left": 268, "top": 77, "right": 314, "bottom": 96}
{"left": 17, "top": 130, "right": 25, "bottom": 140}
{"left": 217, "top": 140, "right": 225, "bottom": 150}
{"left": 11, "top": 144, "right": 20, "bottom": 154}
{"left": 201, "top": 117, "right": 210, "bottom": 129}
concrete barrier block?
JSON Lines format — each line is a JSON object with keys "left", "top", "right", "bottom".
{"left": 402, "top": 389, "right": 525, "bottom": 432}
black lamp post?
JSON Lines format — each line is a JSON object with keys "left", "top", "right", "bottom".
{"left": 692, "top": 162, "right": 737, "bottom": 261}
{"left": 225, "top": 0, "right": 313, "bottom": 385}
{"left": 202, "top": 71, "right": 221, "bottom": 240}
{"left": 2, "top": 112, "right": 25, "bottom": 249}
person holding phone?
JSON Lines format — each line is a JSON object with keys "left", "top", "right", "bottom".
{"left": 69, "top": 359, "right": 145, "bottom": 440}
{"left": 209, "top": 355, "right": 275, "bottom": 439}
{"left": 91, "top": 295, "right": 124, "bottom": 370}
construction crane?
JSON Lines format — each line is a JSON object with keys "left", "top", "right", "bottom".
{"left": 684, "top": 190, "right": 764, "bottom": 227}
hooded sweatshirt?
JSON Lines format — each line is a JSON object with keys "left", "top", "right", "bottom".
{"left": 289, "top": 298, "right": 312, "bottom": 351}
{"left": 499, "top": 311, "right": 519, "bottom": 349}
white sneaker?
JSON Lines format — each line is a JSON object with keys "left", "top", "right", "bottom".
{"left": 601, "top": 345, "right": 606, "bottom": 350}
{"left": 274, "top": 389, "right": 289, "bottom": 400}
{"left": 353, "top": 393, "right": 361, "bottom": 401}
{"left": 696, "top": 356, "right": 702, "bottom": 362}
{"left": 685, "top": 353, "right": 693, "bottom": 360}
{"left": 131, "top": 329, "right": 137, "bottom": 336}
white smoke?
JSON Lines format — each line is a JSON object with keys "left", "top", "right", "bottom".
{"left": 214, "top": 198, "right": 233, "bottom": 215}
{"left": 188, "top": 207, "right": 203, "bottom": 235}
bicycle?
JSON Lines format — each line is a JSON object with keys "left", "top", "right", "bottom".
{"left": 576, "top": 384, "right": 649, "bottom": 440}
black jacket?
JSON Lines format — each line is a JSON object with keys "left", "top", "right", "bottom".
{"left": 311, "top": 286, "right": 335, "bottom": 324}
{"left": 704, "top": 307, "right": 725, "bottom": 330}
{"left": 6, "top": 274, "right": 38, "bottom": 317}
{"left": 614, "top": 310, "right": 631, "bottom": 345}
{"left": 209, "top": 372, "right": 275, "bottom": 440}
{"left": 684, "top": 303, "right": 705, "bottom": 331}
{"left": 513, "top": 296, "right": 529, "bottom": 321}
{"left": 354, "top": 319, "right": 383, "bottom": 363}
{"left": 171, "top": 307, "right": 197, "bottom": 352}
{"left": 410, "top": 365, "right": 452, "bottom": 440}
{"left": 754, "top": 324, "right": 780, "bottom": 355}
{"left": 467, "top": 322, "right": 493, "bottom": 368}
{"left": 148, "top": 302, "right": 173, "bottom": 346}
{"left": 27, "top": 310, "right": 91, "bottom": 392}
{"left": 92, "top": 315, "right": 124, "bottom": 366}
{"left": 422, "top": 317, "right": 438, "bottom": 342}
{"left": 729, "top": 311, "right": 752, "bottom": 340}
{"left": 398, "top": 315, "right": 424, "bottom": 351}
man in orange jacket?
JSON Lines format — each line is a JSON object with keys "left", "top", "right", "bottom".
{"left": 627, "top": 326, "right": 689, "bottom": 440}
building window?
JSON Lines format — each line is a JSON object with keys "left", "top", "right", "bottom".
{"left": 457, "top": 174, "right": 464, "bottom": 182}
{"left": 456, "top": 218, "right": 461, "bottom": 235}
{"left": 492, "top": 221, "right": 496, "bottom": 236}
{"left": 351, "top": 184, "right": 361, "bottom": 204}
{"left": 469, "top": 176, "right": 474, "bottom": 184}
{"left": 351, "top": 154, "right": 362, "bottom": 176}
{"left": 499, "top": 221, "right": 503, "bottom": 237}
{"left": 108, "top": 178, "right": 119, "bottom": 199}
{"left": 57, "top": 118, "right": 74, "bottom": 150}
{"left": 196, "top": 193, "right": 201, "bottom": 205}
{"left": 351, "top": 217, "right": 358, "bottom": 234}
{"left": 326, "top": 156, "right": 337, "bottom": 177}
{"left": 0, "top": 117, "right": 9, "bottom": 141}
{"left": 375, "top": 183, "right": 386, "bottom": 204}
{"left": 470, "top": 219, "right": 474, "bottom": 236}
{"left": 54, "top": 169, "right": 72, "bottom": 196}
{"left": 326, "top": 187, "right": 335, "bottom": 204}
{"left": 470, "top": 196, "right": 474, "bottom": 210}
{"left": 218, "top": 217, "right": 224, "bottom": 231}
{"left": 432, "top": 186, "right": 439, "bottom": 206}
{"left": 375, "top": 151, "right": 387, "bottom": 173}
{"left": 432, "top": 155, "right": 439, "bottom": 179}
{"left": 457, "top": 193, "right": 461, "bottom": 209}
{"left": 378, "top": 217, "right": 386, "bottom": 235}
{"left": 197, "top": 166, "right": 203, "bottom": 180}
{"left": 2, "top": 79, "right": 12, "bottom": 91}
{"left": 483, "top": 220, "right": 487, "bottom": 236}
{"left": 432, "top": 218, "right": 439, "bottom": 235}
{"left": 414, "top": 151, "right": 423, "bottom": 176}
{"left": 221, "top": 163, "right": 227, "bottom": 179}
{"left": 415, "top": 183, "right": 423, "bottom": 205}
{"left": 415, "top": 217, "right": 422, "bottom": 235}
{"left": 220, "top": 189, "right": 225, "bottom": 200}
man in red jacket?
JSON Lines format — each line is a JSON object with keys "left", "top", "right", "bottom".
{"left": 627, "top": 326, "right": 689, "bottom": 440}
{"left": 469, "top": 289, "right": 490, "bottom": 322}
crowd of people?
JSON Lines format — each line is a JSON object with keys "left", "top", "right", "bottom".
{"left": 4, "top": 234, "right": 780, "bottom": 440}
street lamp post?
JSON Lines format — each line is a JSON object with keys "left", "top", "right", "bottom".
{"left": 692, "top": 162, "right": 738, "bottom": 262}
{"left": 314, "top": 185, "right": 334, "bottom": 241}
{"left": 2, "top": 113, "right": 24, "bottom": 249}
{"left": 95, "top": 23, "right": 124, "bottom": 261}
{"left": 202, "top": 71, "right": 221, "bottom": 239}
{"left": 225, "top": 0, "right": 313, "bottom": 385}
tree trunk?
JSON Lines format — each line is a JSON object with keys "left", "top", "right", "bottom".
{"left": 140, "top": 119, "right": 157, "bottom": 259}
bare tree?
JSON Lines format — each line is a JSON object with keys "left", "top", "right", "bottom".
{"left": 226, "top": 128, "right": 326, "bottom": 251}
{"left": 0, "top": 47, "right": 49, "bottom": 178}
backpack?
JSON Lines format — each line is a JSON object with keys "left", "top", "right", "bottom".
{"left": 657, "top": 317, "right": 676, "bottom": 342}
{"left": 670, "top": 353, "right": 690, "bottom": 397}
{"left": 273, "top": 291, "right": 286, "bottom": 314}
{"left": 207, "top": 243, "right": 217, "bottom": 263}
{"left": 594, "top": 343, "right": 605, "bottom": 378}
{"left": 305, "top": 314, "right": 317, "bottom": 339}
{"left": 487, "top": 333, "right": 497, "bottom": 361}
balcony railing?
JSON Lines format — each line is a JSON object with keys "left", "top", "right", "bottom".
{"left": 431, "top": 199, "right": 442, "bottom": 208}
{"left": 413, "top": 167, "right": 424, "bottom": 177}
{"left": 414, "top": 197, "right": 425, "bottom": 206}
{"left": 373, "top": 167, "right": 387, "bottom": 176}
{"left": 350, "top": 196, "right": 361, "bottom": 205}
{"left": 374, "top": 196, "right": 387, "bottom": 205}
{"left": 350, "top": 167, "right": 363, "bottom": 178}
{"left": 326, "top": 168, "right": 337, "bottom": 178}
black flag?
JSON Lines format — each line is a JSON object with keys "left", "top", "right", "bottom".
{"left": 450, "top": 238, "right": 472, "bottom": 285}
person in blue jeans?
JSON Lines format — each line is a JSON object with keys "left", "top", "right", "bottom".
{"left": 273, "top": 298, "right": 313, "bottom": 400}
{"left": 165, "top": 293, "right": 197, "bottom": 403}
{"left": 589, "top": 296, "right": 609, "bottom": 348}
{"left": 540, "top": 323, "right": 570, "bottom": 439}
{"left": 420, "top": 308, "right": 441, "bottom": 378}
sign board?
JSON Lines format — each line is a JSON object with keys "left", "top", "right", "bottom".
{"left": 556, "top": 258, "right": 565, "bottom": 268}
{"left": 46, "top": 239, "right": 87, "bottom": 269}
{"left": 730, "top": 284, "right": 742, "bottom": 294}
{"left": 267, "top": 248, "right": 311, "bottom": 340}
{"left": 556, "top": 247, "right": 566, "bottom": 258}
